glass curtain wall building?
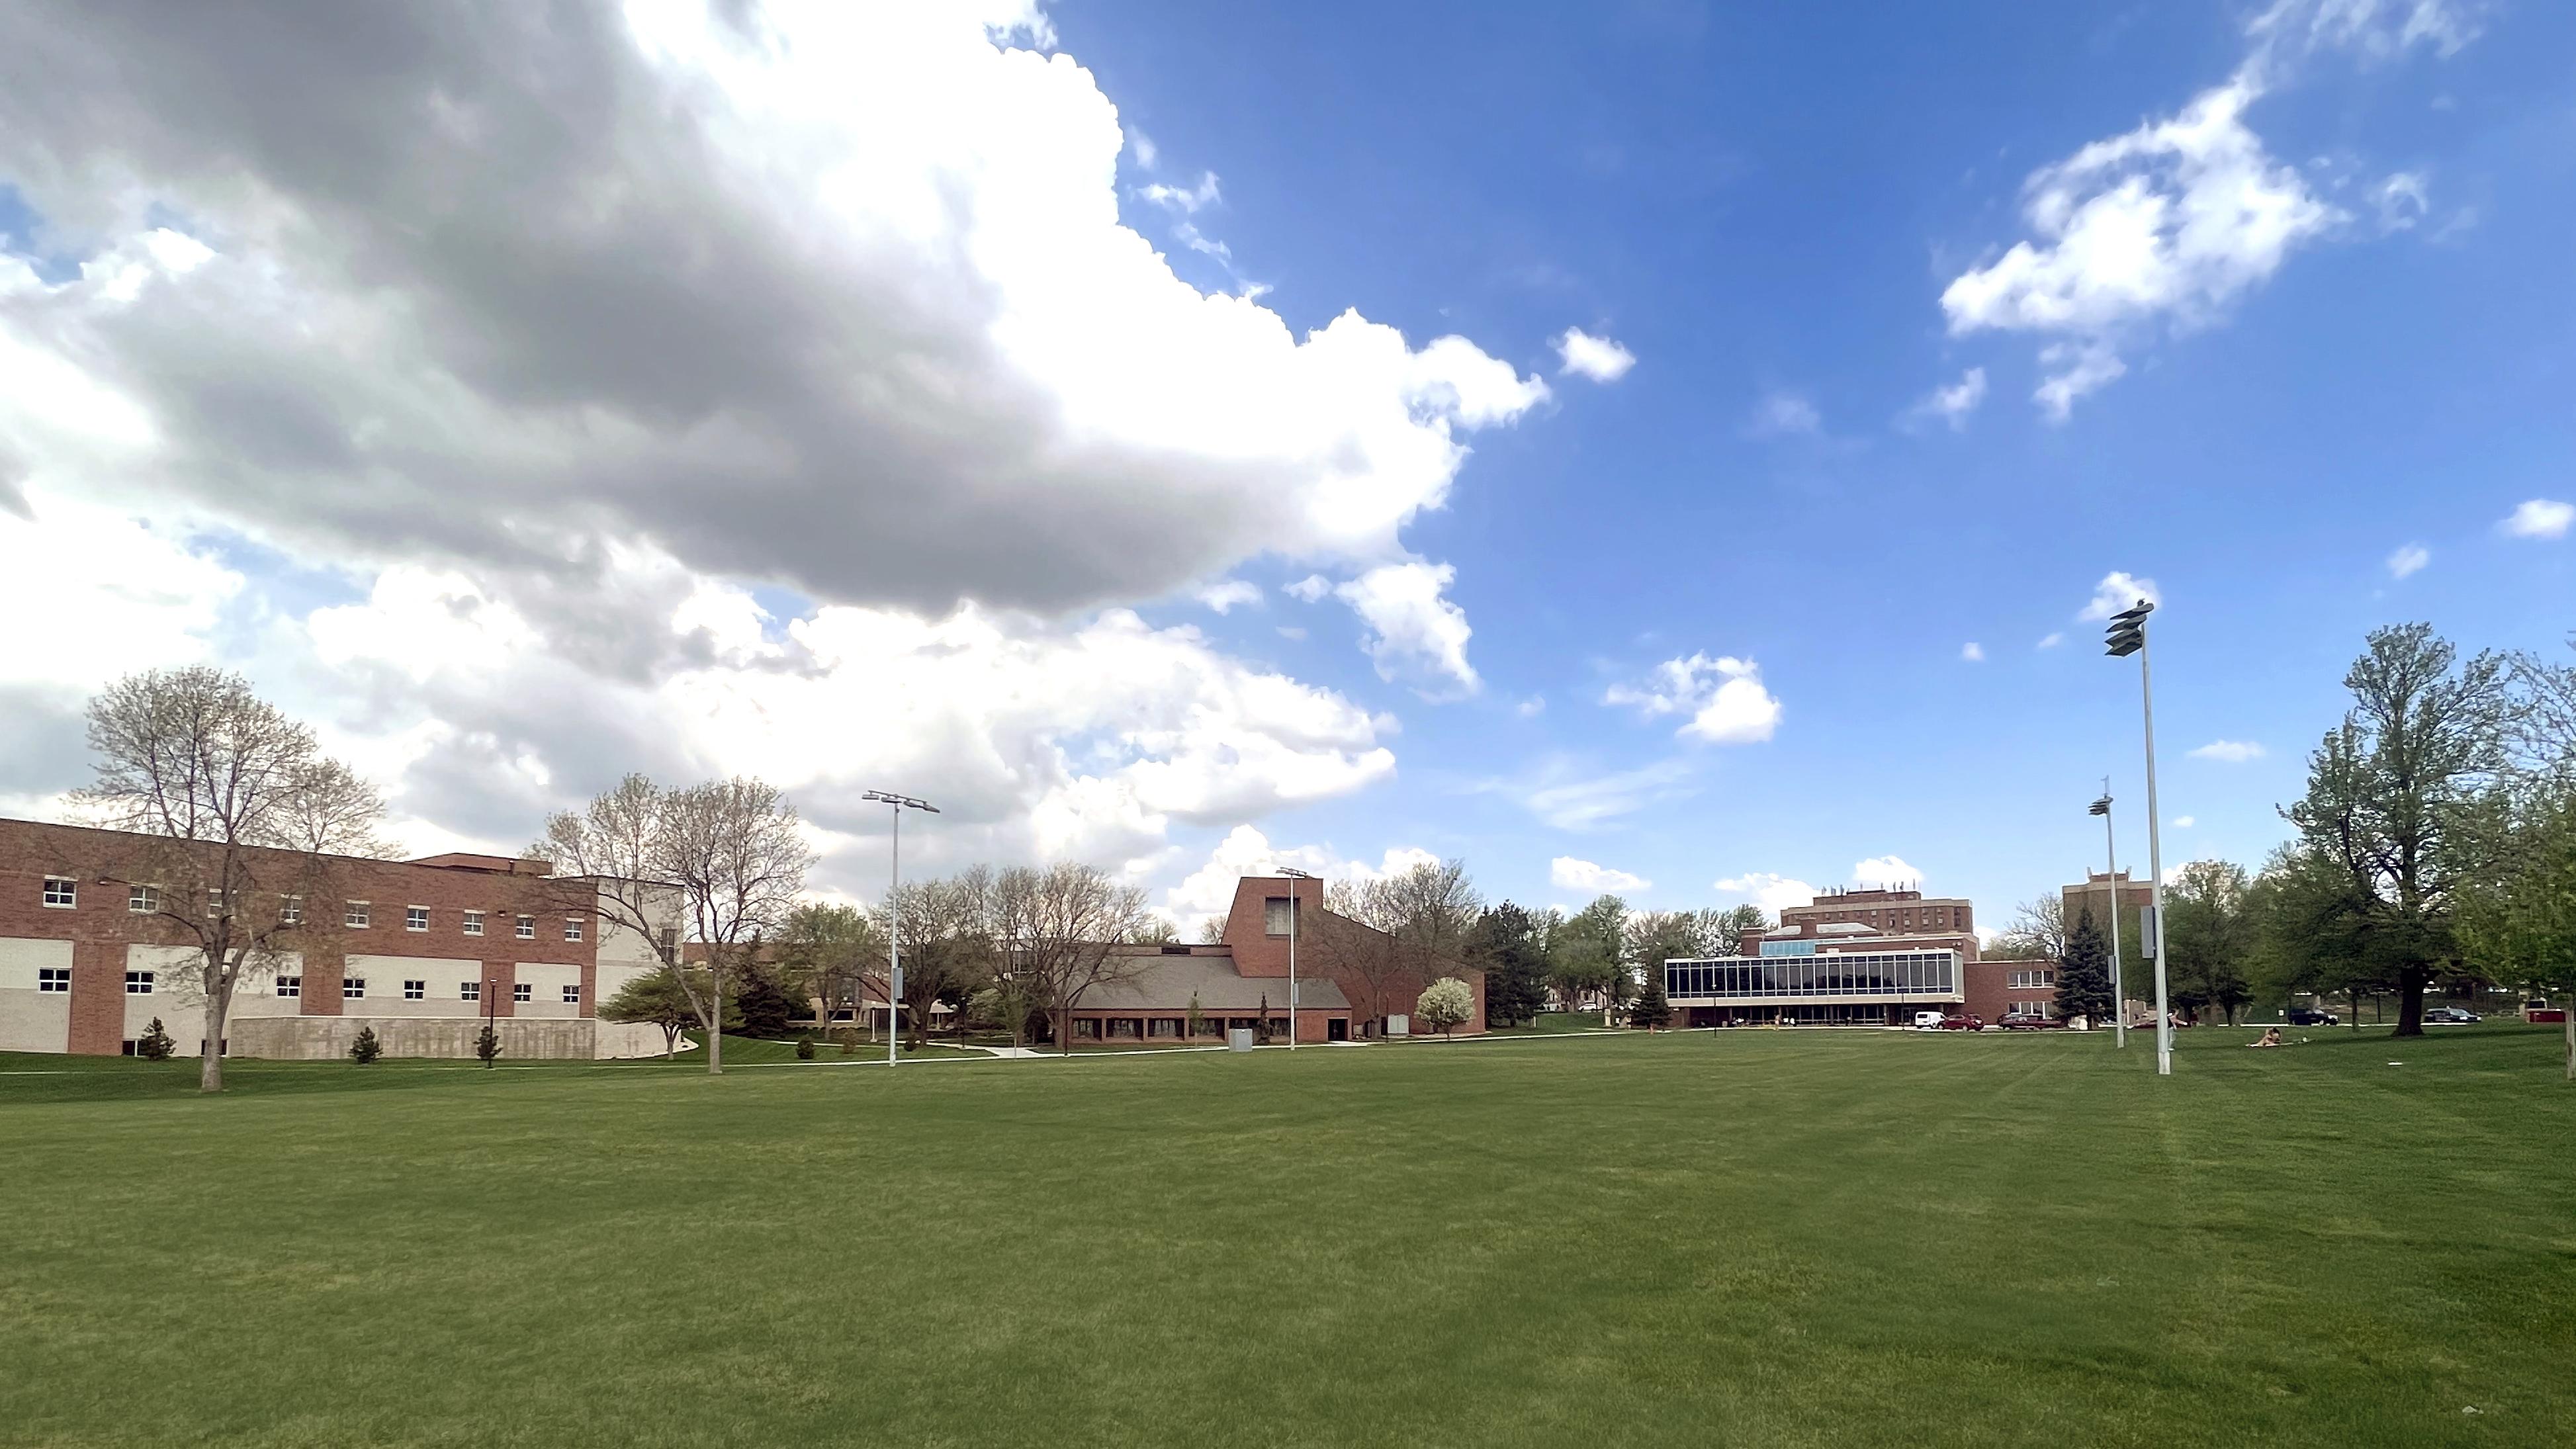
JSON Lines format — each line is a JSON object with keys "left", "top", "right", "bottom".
{"left": 1664, "top": 949, "right": 1965, "bottom": 1026}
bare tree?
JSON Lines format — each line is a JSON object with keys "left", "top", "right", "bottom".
{"left": 536, "top": 774, "right": 809, "bottom": 1074}
{"left": 991, "top": 863, "right": 1148, "bottom": 1053}
{"left": 1316, "top": 878, "right": 1410, "bottom": 1036}
{"left": 1196, "top": 913, "right": 1227, "bottom": 945}
{"left": 1990, "top": 896, "right": 2066, "bottom": 961}
{"left": 776, "top": 902, "right": 883, "bottom": 1031}
{"left": 1380, "top": 858, "right": 1482, "bottom": 987}
{"left": 863, "top": 867, "right": 996, "bottom": 1048}
{"left": 73, "top": 668, "right": 386, "bottom": 1092}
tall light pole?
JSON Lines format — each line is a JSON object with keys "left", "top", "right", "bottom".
{"left": 1278, "top": 867, "right": 1315, "bottom": 1050}
{"left": 862, "top": 790, "right": 938, "bottom": 1066}
{"left": 2089, "top": 787, "right": 2126, "bottom": 1049}
{"left": 2104, "top": 600, "right": 2172, "bottom": 1076}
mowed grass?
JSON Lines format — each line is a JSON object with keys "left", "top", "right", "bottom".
{"left": 3, "top": 1026, "right": 2571, "bottom": 1448}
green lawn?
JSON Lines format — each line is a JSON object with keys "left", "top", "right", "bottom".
{"left": 3, "top": 1024, "right": 2571, "bottom": 1448}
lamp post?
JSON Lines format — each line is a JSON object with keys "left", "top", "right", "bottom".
{"left": 1278, "top": 867, "right": 1315, "bottom": 1049}
{"left": 862, "top": 790, "right": 939, "bottom": 1067}
{"left": 2089, "top": 787, "right": 2125, "bottom": 1049}
{"left": 2104, "top": 600, "right": 2172, "bottom": 1076}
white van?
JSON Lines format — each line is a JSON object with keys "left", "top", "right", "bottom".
{"left": 1912, "top": 1010, "right": 1946, "bottom": 1031}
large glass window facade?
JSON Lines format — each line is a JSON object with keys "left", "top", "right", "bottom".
{"left": 1757, "top": 939, "right": 1816, "bottom": 957}
{"left": 1665, "top": 951, "right": 1960, "bottom": 1002}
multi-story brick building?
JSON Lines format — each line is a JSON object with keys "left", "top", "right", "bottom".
{"left": 0, "top": 818, "right": 673, "bottom": 1059}
{"left": 1669, "top": 884, "right": 2059, "bottom": 1027}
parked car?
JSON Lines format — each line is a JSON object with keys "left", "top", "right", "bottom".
{"left": 1938, "top": 1014, "right": 1984, "bottom": 1032}
{"left": 2526, "top": 998, "right": 2569, "bottom": 1024}
{"left": 2422, "top": 1006, "right": 2481, "bottom": 1024}
{"left": 1911, "top": 1010, "right": 1947, "bottom": 1030}
{"left": 2286, "top": 1006, "right": 2338, "bottom": 1026}
{"left": 1998, "top": 1014, "right": 2065, "bottom": 1031}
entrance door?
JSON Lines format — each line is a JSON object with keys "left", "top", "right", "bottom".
{"left": 1326, "top": 1017, "right": 1348, "bottom": 1041}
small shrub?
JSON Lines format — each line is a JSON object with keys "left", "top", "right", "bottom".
{"left": 475, "top": 1024, "right": 502, "bottom": 1069}
{"left": 838, "top": 1030, "right": 856, "bottom": 1056}
{"left": 135, "top": 1017, "right": 175, "bottom": 1062}
{"left": 795, "top": 1035, "right": 817, "bottom": 1061}
{"left": 347, "top": 1025, "right": 382, "bottom": 1064}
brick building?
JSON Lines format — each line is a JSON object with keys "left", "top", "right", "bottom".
{"left": 0, "top": 818, "right": 674, "bottom": 1059}
{"left": 1667, "top": 884, "right": 2059, "bottom": 1027}
{"left": 1058, "top": 873, "right": 1482, "bottom": 1044}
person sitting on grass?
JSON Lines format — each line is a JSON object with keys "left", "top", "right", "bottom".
{"left": 2248, "top": 1026, "right": 2283, "bottom": 1048}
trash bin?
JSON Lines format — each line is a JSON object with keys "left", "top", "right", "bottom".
{"left": 1226, "top": 1028, "right": 1255, "bottom": 1051}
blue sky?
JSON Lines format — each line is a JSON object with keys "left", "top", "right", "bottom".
{"left": 0, "top": 0, "right": 2569, "bottom": 929}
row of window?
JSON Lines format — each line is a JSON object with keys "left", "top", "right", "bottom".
{"left": 289, "top": 977, "right": 579, "bottom": 1004}
{"left": 2006, "top": 969, "right": 2058, "bottom": 990}
{"left": 39, "top": 970, "right": 575, "bottom": 1005}
{"left": 1665, "top": 951, "right": 1963, "bottom": 1000}
{"left": 40, "top": 878, "right": 583, "bottom": 941}
{"left": 1073, "top": 1016, "right": 1281, "bottom": 1039}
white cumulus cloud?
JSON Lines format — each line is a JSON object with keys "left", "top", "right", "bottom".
{"left": 1553, "top": 328, "right": 1637, "bottom": 383}
{"left": 1551, "top": 856, "right": 1650, "bottom": 893}
{"left": 1335, "top": 559, "right": 1478, "bottom": 697}
{"left": 1157, "top": 824, "right": 1436, "bottom": 924}
{"left": 1713, "top": 872, "right": 1819, "bottom": 916}
{"left": 2190, "top": 740, "right": 2266, "bottom": 763}
{"left": 1605, "top": 653, "right": 1782, "bottom": 745}
{"left": 2501, "top": 498, "right": 2573, "bottom": 540}
{"left": 2080, "top": 572, "right": 2162, "bottom": 621}
{"left": 1196, "top": 579, "right": 1263, "bottom": 613}
{"left": 1851, "top": 855, "right": 1923, "bottom": 889}
{"left": 1908, "top": 368, "right": 1989, "bottom": 431}
{"left": 1961, "top": 642, "right": 1986, "bottom": 662}
{"left": 2385, "top": 543, "right": 2429, "bottom": 579}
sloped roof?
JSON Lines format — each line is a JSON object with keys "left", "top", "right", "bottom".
{"left": 1079, "top": 949, "right": 1350, "bottom": 1012}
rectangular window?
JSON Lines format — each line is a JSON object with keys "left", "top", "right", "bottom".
{"left": 463, "top": 910, "right": 484, "bottom": 937}
{"left": 658, "top": 925, "right": 678, "bottom": 955}
{"left": 513, "top": 983, "right": 533, "bottom": 1003}
{"left": 1073, "top": 1018, "right": 1101, "bottom": 1039}
{"left": 2008, "top": 969, "right": 2057, "bottom": 991}
{"left": 345, "top": 901, "right": 371, "bottom": 928}
{"left": 344, "top": 978, "right": 366, "bottom": 1000}
{"left": 405, "top": 906, "right": 429, "bottom": 932}
{"left": 460, "top": 981, "right": 480, "bottom": 1002}
{"left": 276, "top": 977, "right": 301, "bottom": 998}
{"left": 563, "top": 918, "right": 584, "bottom": 943}
{"left": 1263, "top": 897, "right": 1292, "bottom": 936}
{"left": 1147, "top": 1018, "right": 1180, "bottom": 1038}
{"left": 207, "top": 887, "right": 233, "bottom": 915}
{"left": 280, "top": 895, "right": 303, "bottom": 926}
{"left": 515, "top": 914, "right": 535, "bottom": 940}
{"left": 38, "top": 967, "right": 70, "bottom": 993}
{"left": 1108, "top": 1018, "right": 1140, "bottom": 1039}
{"left": 561, "top": 985, "right": 581, "bottom": 1004}
{"left": 125, "top": 971, "right": 154, "bottom": 994}
{"left": 129, "top": 885, "right": 160, "bottom": 913}
{"left": 403, "top": 980, "right": 425, "bottom": 1000}
{"left": 41, "top": 877, "right": 75, "bottom": 908}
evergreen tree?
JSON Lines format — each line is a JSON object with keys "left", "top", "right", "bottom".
{"left": 1468, "top": 902, "right": 1549, "bottom": 1028}
{"left": 1627, "top": 967, "right": 1672, "bottom": 1031}
{"left": 2057, "top": 908, "right": 2115, "bottom": 1025}
{"left": 474, "top": 1022, "right": 502, "bottom": 1068}
{"left": 733, "top": 967, "right": 797, "bottom": 1038}
{"left": 134, "top": 1017, "right": 175, "bottom": 1062}
{"left": 347, "top": 1025, "right": 382, "bottom": 1064}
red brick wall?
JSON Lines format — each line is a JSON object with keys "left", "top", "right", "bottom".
{"left": 1220, "top": 877, "right": 1485, "bottom": 1035}
{"left": 1, "top": 818, "right": 594, "bottom": 1053}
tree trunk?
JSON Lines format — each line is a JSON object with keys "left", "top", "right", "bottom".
{"left": 2563, "top": 993, "right": 2573, "bottom": 1082}
{"left": 710, "top": 973, "right": 726, "bottom": 1075}
{"left": 2393, "top": 964, "right": 2426, "bottom": 1038}
{"left": 199, "top": 965, "right": 228, "bottom": 1093}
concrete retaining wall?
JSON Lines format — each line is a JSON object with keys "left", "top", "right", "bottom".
{"left": 230, "top": 1015, "right": 598, "bottom": 1061}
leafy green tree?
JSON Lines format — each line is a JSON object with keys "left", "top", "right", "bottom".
{"left": 2055, "top": 908, "right": 2114, "bottom": 1025}
{"left": 1415, "top": 977, "right": 1474, "bottom": 1039}
{"left": 347, "top": 1025, "right": 382, "bottom": 1064}
{"left": 475, "top": 1023, "right": 502, "bottom": 1069}
{"left": 2283, "top": 624, "right": 2510, "bottom": 1036}
{"left": 2458, "top": 780, "right": 2576, "bottom": 1077}
{"left": 1699, "top": 904, "right": 1769, "bottom": 955}
{"left": 1467, "top": 902, "right": 1548, "bottom": 1028}
{"left": 1552, "top": 895, "right": 1628, "bottom": 1025}
{"left": 134, "top": 1018, "right": 175, "bottom": 1062}
{"left": 776, "top": 902, "right": 882, "bottom": 1030}
{"left": 600, "top": 969, "right": 738, "bottom": 1057}
{"left": 2165, "top": 859, "right": 2254, "bottom": 1024}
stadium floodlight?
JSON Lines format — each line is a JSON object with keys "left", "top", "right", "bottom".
{"left": 2100, "top": 599, "right": 2172, "bottom": 1075}
{"left": 1278, "top": 867, "right": 1316, "bottom": 1050}
{"left": 862, "top": 791, "right": 939, "bottom": 1066}
{"left": 2089, "top": 787, "right": 2125, "bottom": 1050}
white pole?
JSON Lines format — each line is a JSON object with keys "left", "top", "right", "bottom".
{"left": 1286, "top": 879, "right": 1297, "bottom": 1051}
{"left": 887, "top": 803, "right": 901, "bottom": 1068}
{"left": 2103, "top": 791, "right": 2126, "bottom": 1049}
{"left": 2138, "top": 633, "right": 2172, "bottom": 1076}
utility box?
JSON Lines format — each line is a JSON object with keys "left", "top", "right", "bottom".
{"left": 1226, "top": 1028, "right": 1255, "bottom": 1051}
{"left": 1384, "top": 1014, "right": 1410, "bottom": 1037}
